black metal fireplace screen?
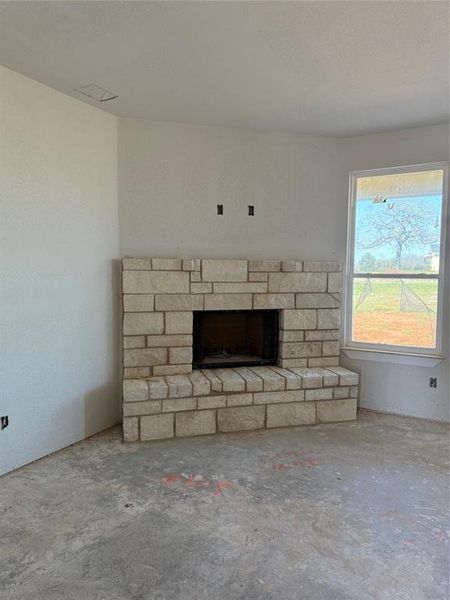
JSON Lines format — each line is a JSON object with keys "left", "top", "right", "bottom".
{"left": 193, "top": 310, "right": 279, "bottom": 369}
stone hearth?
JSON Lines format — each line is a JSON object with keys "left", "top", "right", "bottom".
{"left": 121, "top": 257, "right": 359, "bottom": 441}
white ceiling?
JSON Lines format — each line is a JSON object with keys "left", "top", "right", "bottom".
{"left": 0, "top": 1, "right": 448, "bottom": 137}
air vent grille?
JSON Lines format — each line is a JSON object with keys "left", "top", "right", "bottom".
{"left": 74, "top": 83, "right": 118, "bottom": 102}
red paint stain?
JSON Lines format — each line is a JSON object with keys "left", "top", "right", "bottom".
{"left": 402, "top": 539, "right": 416, "bottom": 546}
{"left": 273, "top": 463, "right": 288, "bottom": 471}
{"left": 214, "top": 480, "right": 235, "bottom": 496}
{"left": 161, "top": 474, "right": 179, "bottom": 485}
{"left": 262, "top": 448, "right": 322, "bottom": 471}
{"left": 161, "top": 473, "right": 235, "bottom": 496}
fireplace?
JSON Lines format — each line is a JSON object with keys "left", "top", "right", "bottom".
{"left": 193, "top": 310, "right": 279, "bottom": 369}
{"left": 122, "top": 257, "right": 360, "bottom": 444}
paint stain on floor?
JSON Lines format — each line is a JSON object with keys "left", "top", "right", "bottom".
{"left": 260, "top": 448, "right": 323, "bottom": 470}
{"left": 161, "top": 473, "right": 236, "bottom": 496}
{"left": 0, "top": 410, "right": 448, "bottom": 600}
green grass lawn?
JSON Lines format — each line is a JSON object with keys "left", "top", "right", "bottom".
{"left": 351, "top": 278, "right": 438, "bottom": 347}
{"left": 353, "top": 278, "right": 438, "bottom": 313}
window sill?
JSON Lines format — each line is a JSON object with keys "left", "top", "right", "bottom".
{"left": 341, "top": 346, "right": 444, "bottom": 367}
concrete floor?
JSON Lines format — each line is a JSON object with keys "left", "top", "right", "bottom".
{"left": 1, "top": 410, "right": 448, "bottom": 600}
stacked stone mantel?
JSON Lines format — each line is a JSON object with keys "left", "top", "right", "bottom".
{"left": 121, "top": 257, "right": 359, "bottom": 442}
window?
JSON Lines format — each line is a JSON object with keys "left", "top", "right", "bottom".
{"left": 345, "top": 163, "right": 448, "bottom": 356}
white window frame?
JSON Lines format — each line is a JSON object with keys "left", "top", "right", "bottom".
{"left": 343, "top": 162, "right": 448, "bottom": 361}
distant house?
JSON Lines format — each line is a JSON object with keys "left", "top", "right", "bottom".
{"left": 424, "top": 242, "right": 440, "bottom": 272}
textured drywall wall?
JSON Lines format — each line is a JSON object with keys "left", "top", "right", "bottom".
{"left": 0, "top": 67, "right": 120, "bottom": 475}
{"left": 1, "top": 75, "right": 447, "bottom": 478}
{"left": 118, "top": 119, "right": 345, "bottom": 260}
{"left": 119, "top": 119, "right": 449, "bottom": 421}
{"left": 341, "top": 124, "right": 450, "bottom": 422}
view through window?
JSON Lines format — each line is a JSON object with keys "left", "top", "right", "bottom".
{"left": 347, "top": 165, "right": 447, "bottom": 351}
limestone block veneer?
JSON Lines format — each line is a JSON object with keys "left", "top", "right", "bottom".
{"left": 121, "top": 257, "right": 359, "bottom": 441}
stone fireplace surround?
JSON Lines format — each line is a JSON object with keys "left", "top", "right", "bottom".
{"left": 121, "top": 257, "right": 359, "bottom": 442}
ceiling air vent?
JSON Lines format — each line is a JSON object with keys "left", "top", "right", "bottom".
{"left": 74, "top": 83, "right": 118, "bottom": 102}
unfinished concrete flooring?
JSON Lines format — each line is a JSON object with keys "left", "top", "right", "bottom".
{"left": 1, "top": 410, "right": 449, "bottom": 599}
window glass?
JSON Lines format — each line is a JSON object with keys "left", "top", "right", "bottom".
{"left": 352, "top": 278, "right": 438, "bottom": 348}
{"left": 354, "top": 170, "right": 443, "bottom": 274}
{"left": 347, "top": 165, "right": 446, "bottom": 352}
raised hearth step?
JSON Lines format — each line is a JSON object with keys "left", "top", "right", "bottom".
{"left": 122, "top": 365, "right": 359, "bottom": 442}
{"left": 123, "top": 365, "right": 359, "bottom": 402}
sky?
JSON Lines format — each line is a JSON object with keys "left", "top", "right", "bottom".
{"left": 354, "top": 194, "right": 442, "bottom": 268}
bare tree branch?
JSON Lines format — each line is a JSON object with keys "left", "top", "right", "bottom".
{"left": 357, "top": 204, "right": 436, "bottom": 269}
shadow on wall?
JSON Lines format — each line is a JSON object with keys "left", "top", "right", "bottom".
{"left": 84, "top": 259, "right": 123, "bottom": 436}
{"left": 84, "top": 382, "right": 121, "bottom": 438}
{"left": 112, "top": 258, "right": 122, "bottom": 424}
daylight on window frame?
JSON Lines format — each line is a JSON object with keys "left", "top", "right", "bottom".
{"left": 345, "top": 163, "right": 448, "bottom": 354}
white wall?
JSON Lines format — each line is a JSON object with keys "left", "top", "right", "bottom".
{"left": 0, "top": 67, "right": 120, "bottom": 475}
{"left": 341, "top": 124, "right": 450, "bottom": 422}
{"left": 1, "top": 76, "right": 447, "bottom": 478}
{"left": 119, "top": 119, "right": 345, "bottom": 260}
{"left": 119, "top": 118, "right": 449, "bottom": 422}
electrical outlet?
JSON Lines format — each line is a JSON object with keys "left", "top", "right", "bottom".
{"left": 1, "top": 416, "right": 9, "bottom": 430}
{"left": 217, "top": 204, "right": 223, "bottom": 215}
{"left": 248, "top": 205, "right": 255, "bottom": 216}
{"left": 429, "top": 377, "right": 437, "bottom": 388}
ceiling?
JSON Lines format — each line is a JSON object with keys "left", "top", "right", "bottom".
{"left": 0, "top": 1, "right": 448, "bottom": 137}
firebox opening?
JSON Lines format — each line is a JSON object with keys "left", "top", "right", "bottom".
{"left": 193, "top": 310, "right": 278, "bottom": 369}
